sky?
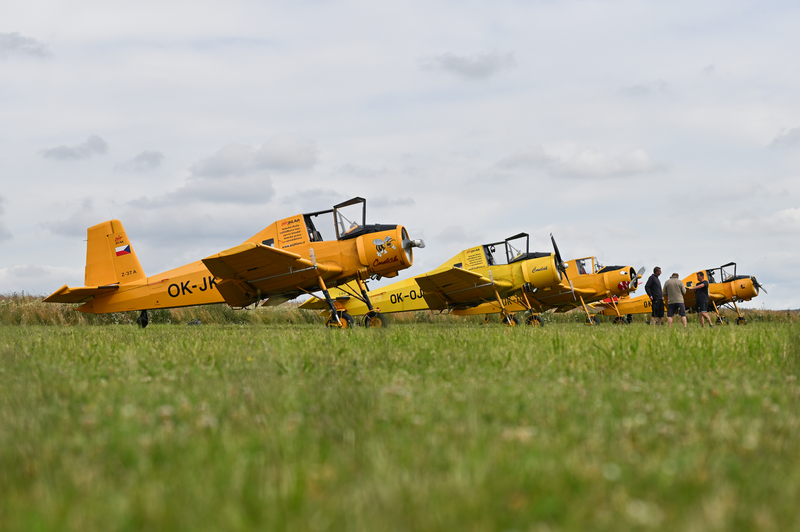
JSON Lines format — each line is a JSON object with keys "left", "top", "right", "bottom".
{"left": 2, "top": 0, "right": 799, "bottom": 309}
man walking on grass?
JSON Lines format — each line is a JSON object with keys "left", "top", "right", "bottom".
{"left": 663, "top": 272, "right": 687, "bottom": 328}
{"left": 645, "top": 266, "right": 664, "bottom": 326}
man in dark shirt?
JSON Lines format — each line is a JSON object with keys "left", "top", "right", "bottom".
{"left": 687, "top": 271, "right": 713, "bottom": 328}
{"left": 644, "top": 266, "right": 664, "bottom": 326}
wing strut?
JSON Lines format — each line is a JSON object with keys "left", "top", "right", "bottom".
{"left": 309, "top": 247, "right": 341, "bottom": 327}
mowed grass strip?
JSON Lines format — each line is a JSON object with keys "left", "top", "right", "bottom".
{"left": 1, "top": 323, "right": 799, "bottom": 532}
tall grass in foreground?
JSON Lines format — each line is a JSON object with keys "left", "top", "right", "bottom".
{"left": 2, "top": 292, "right": 798, "bottom": 326}
{"left": 1, "top": 322, "right": 799, "bottom": 531}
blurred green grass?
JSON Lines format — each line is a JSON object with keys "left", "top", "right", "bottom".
{"left": 1, "top": 297, "right": 799, "bottom": 531}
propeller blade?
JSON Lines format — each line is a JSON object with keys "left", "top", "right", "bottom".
{"left": 550, "top": 233, "right": 564, "bottom": 268}
{"left": 637, "top": 266, "right": 645, "bottom": 278}
{"left": 550, "top": 233, "right": 575, "bottom": 299}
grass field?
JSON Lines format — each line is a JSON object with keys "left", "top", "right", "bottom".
{"left": 1, "top": 298, "right": 800, "bottom": 531}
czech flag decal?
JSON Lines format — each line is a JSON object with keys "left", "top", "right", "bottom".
{"left": 115, "top": 245, "right": 131, "bottom": 257}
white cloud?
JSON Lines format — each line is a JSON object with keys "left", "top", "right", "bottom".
{"left": 114, "top": 150, "right": 165, "bottom": 172}
{"left": 0, "top": 32, "right": 51, "bottom": 59}
{"left": 418, "top": 51, "right": 516, "bottom": 80}
{"left": 40, "top": 136, "right": 109, "bottom": 161}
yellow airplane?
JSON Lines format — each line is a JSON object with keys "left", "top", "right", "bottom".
{"left": 44, "top": 197, "right": 425, "bottom": 328}
{"left": 452, "top": 254, "right": 645, "bottom": 325}
{"left": 300, "top": 233, "right": 568, "bottom": 326}
{"left": 594, "top": 262, "right": 764, "bottom": 325}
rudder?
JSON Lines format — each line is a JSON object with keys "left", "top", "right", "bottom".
{"left": 85, "top": 220, "right": 147, "bottom": 286}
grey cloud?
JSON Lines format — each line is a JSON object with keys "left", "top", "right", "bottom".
{"left": 769, "top": 128, "right": 800, "bottom": 149}
{"left": 281, "top": 189, "right": 346, "bottom": 208}
{"left": 129, "top": 172, "right": 275, "bottom": 208}
{"left": 0, "top": 32, "right": 51, "bottom": 59}
{"left": 115, "top": 150, "right": 165, "bottom": 172}
{"left": 3, "top": 265, "right": 50, "bottom": 278}
{"left": 550, "top": 148, "right": 663, "bottom": 178}
{"left": 191, "top": 137, "right": 318, "bottom": 178}
{"left": 0, "top": 195, "right": 9, "bottom": 241}
{"left": 703, "top": 64, "right": 715, "bottom": 74}
{"left": 436, "top": 226, "right": 483, "bottom": 244}
{"left": 41, "top": 135, "right": 109, "bottom": 160}
{"left": 370, "top": 197, "right": 415, "bottom": 208}
{"left": 495, "top": 144, "right": 554, "bottom": 169}
{"left": 620, "top": 80, "right": 668, "bottom": 97}
{"left": 254, "top": 136, "right": 319, "bottom": 172}
{"left": 40, "top": 198, "right": 100, "bottom": 238}
{"left": 334, "top": 163, "right": 392, "bottom": 179}
{"left": 494, "top": 146, "right": 663, "bottom": 178}
{"left": 419, "top": 51, "right": 516, "bottom": 80}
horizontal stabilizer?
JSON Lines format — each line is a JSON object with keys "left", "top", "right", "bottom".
{"left": 44, "top": 284, "right": 119, "bottom": 304}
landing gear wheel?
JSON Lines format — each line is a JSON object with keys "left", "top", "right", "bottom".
{"left": 326, "top": 311, "right": 354, "bottom": 329}
{"left": 525, "top": 314, "right": 543, "bottom": 327}
{"left": 363, "top": 312, "right": 387, "bottom": 329}
{"left": 501, "top": 314, "right": 519, "bottom": 327}
{"left": 613, "top": 316, "right": 625, "bottom": 325}
{"left": 482, "top": 315, "right": 491, "bottom": 325}
{"left": 136, "top": 310, "right": 149, "bottom": 329}
{"left": 716, "top": 316, "right": 728, "bottom": 325}
{"left": 736, "top": 317, "right": 747, "bottom": 326}
{"left": 585, "top": 316, "right": 598, "bottom": 326}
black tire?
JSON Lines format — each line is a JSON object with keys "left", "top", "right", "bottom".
{"left": 363, "top": 312, "right": 388, "bottom": 329}
{"left": 136, "top": 310, "right": 149, "bottom": 329}
{"left": 526, "top": 314, "right": 543, "bottom": 327}
{"left": 326, "top": 311, "right": 354, "bottom": 329}
{"left": 585, "top": 315, "right": 597, "bottom": 326}
{"left": 613, "top": 316, "right": 625, "bottom": 325}
{"left": 501, "top": 314, "right": 519, "bottom": 327}
{"left": 736, "top": 317, "right": 747, "bottom": 326}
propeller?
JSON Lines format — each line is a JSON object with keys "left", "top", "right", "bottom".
{"left": 752, "top": 276, "right": 767, "bottom": 294}
{"left": 632, "top": 266, "right": 645, "bottom": 289}
{"left": 402, "top": 238, "right": 425, "bottom": 250}
{"left": 550, "top": 233, "right": 575, "bottom": 300}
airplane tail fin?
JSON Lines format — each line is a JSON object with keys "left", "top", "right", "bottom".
{"left": 84, "top": 220, "right": 147, "bottom": 286}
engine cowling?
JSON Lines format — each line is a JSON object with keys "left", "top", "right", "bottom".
{"left": 355, "top": 226, "right": 415, "bottom": 277}
{"left": 521, "top": 254, "right": 562, "bottom": 288}
{"left": 733, "top": 277, "right": 758, "bottom": 300}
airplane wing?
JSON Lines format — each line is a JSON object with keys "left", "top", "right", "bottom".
{"left": 202, "top": 243, "right": 343, "bottom": 307}
{"left": 415, "top": 268, "right": 511, "bottom": 309}
{"left": 43, "top": 284, "right": 119, "bottom": 303}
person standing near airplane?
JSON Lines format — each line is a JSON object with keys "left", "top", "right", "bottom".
{"left": 645, "top": 266, "right": 664, "bottom": 326}
{"left": 663, "top": 272, "right": 687, "bottom": 328}
{"left": 687, "top": 271, "right": 713, "bottom": 328}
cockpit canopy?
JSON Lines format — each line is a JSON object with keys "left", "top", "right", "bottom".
{"left": 479, "top": 233, "right": 553, "bottom": 266}
{"left": 302, "top": 197, "right": 401, "bottom": 242}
